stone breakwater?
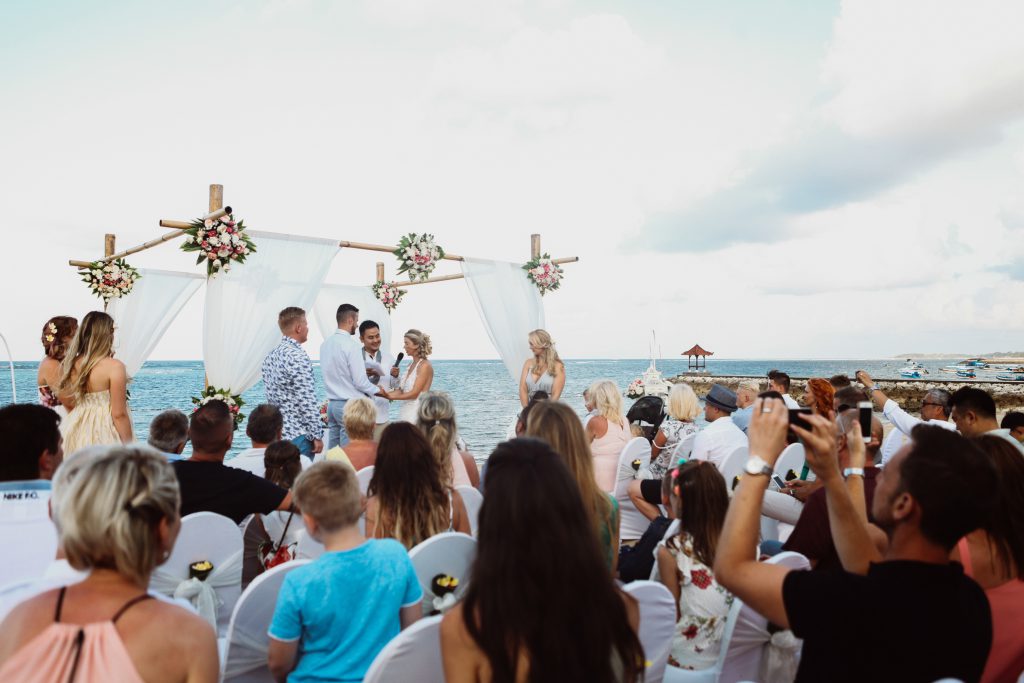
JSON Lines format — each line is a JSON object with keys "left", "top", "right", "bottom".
{"left": 669, "top": 374, "right": 1024, "bottom": 413}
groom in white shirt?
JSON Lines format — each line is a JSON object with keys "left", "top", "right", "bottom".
{"left": 359, "top": 319, "right": 399, "bottom": 441}
{"left": 320, "top": 304, "right": 389, "bottom": 448}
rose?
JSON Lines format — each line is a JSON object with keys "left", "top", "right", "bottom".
{"left": 204, "top": 219, "right": 214, "bottom": 228}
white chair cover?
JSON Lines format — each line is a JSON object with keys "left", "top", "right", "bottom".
{"left": 221, "top": 559, "right": 311, "bottom": 683}
{"left": 408, "top": 532, "right": 476, "bottom": 615}
{"left": 455, "top": 485, "right": 483, "bottom": 536}
{"left": 649, "top": 519, "right": 681, "bottom": 581}
{"left": 461, "top": 257, "right": 545, "bottom": 383}
{"left": 774, "top": 443, "right": 806, "bottom": 481}
{"left": 363, "top": 614, "right": 444, "bottom": 683}
{"left": 312, "top": 284, "right": 392, "bottom": 353}
{"left": 295, "top": 530, "right": 326, "bottom": 561}
{"left": 150, "top": 512, "right": 243, "bottom": 634}
{"left": 614, "top": 437, "right": 655, "bottom": 539}
{"left": 720, "top": 446, "right": 749, "bottom": 494}
{"left": 260, "top": 511, "right": 302, "bottom": 552}
{"left": 357, "top": 466, "right": 375, "bottom": 495}
{"left": 623, "top": 581, "right": 676, "bottom": 683}
{"left": 204, "top": 231, "right": 338, "bottom": 394}
{"left": 106, "top": 269, "right": 204, "bottom": 378}
{"left": 0, "top": 482, "right": 57, "bottom": 590}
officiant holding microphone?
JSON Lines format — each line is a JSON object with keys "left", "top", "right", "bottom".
{"left": 359, "top": 319, "right": 400, "bottom": 440}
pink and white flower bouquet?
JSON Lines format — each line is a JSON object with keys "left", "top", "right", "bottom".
{"left": 191, "top": 387, "right": 246, "bottom": 429}
{"left": 626, "top": 378, "right": 645, "bottom": 399}
{"left": 373, "top": 280, "right": 407, "bottom": 312}
{"left": 81, "top": 258, "right": 141, "bottom": 303}
{"left": 181, "top": 212, "right": 256, "bottom": 277}
{"left": 394, "top": 233, "right": 444, "bottom": 282}
{"left": 522, "top": 254, "right": 564, "bottom": 295}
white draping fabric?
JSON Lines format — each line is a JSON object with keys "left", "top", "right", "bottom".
{"left": 204, "top": 231, "right": 338, "bottom": 393}
{"left": 460, "top": 258, "right": 545, "bottom": 383}
{"left": 150, "top": 548, "right": 243, "bottom": 632}
{"left": 313, "top": 284, "right": 392, "bottom": 353}
{"left": 222, "top": 628, "right": 273, "bottom": 679}
{"left": 107, "top": 269, "right": 204, "bottom": 378}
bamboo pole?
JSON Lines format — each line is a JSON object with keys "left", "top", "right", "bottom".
{"left": 375, "top": 262, "right": 385, "bottom": 282}
{"left": 399, "top": 273, "right": 467, "bottom": 287}
{"left": 160, "top": 220, "right": 192, "bottom": 230}
{"left": 531, "top": 234, "right": 541, "bottom": 260}
{"left": 69, "top": 228, "right": 190, "bottom": 268}
{"left": 340, "top": 240, "right": 465, "bottom": 261}
{"left": 104, "top": 234, "right": 116, "bottom": 258}
{"left": 209, "top": 184, "right": 223, "bottom": 213}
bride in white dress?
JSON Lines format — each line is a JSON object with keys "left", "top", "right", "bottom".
{"left": 388, "top": 329, "right": 434, "bottom": 422}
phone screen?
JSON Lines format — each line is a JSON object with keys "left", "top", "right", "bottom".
{"left": 771, "top": 474, "right": 787, "bottom": 490}
{"left": 858, "top": 401, "right": 873, "bottom": 443}
{"left": 788, "top": 408, "right": 813, "bottom": 431}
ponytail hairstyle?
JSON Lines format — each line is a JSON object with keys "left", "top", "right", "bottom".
{"left": 264, "top": 440, "right": 303, "bottom": 489}
{"left": 416, "top": 391, "right": 458, "bottom": 484}
{"left": 57, "top": 446, "right": 180, "bottom": 586}
{"left": 668, "top": 460, "right": 729, "bottom": 567}
{"left": 527, "top": 329, "right": 562, "bottom": 377}
{"left": 58, "top": 311, "right": 115, "bottom": 400}
{"left": 41, "top": 316, "right": 78, "bottom": 361}
{"left": 404, "top": 329, "right": 432, "bottom": 358}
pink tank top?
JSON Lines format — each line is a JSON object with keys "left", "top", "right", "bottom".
{"left": 450, "top": 446, "right": 472, "bottom": 488}
{"left": 958, "top": 537, "right": 1024, "bottom": 683}
{"left": 0, "top": 587, "right": 151, "bottom": 683}
{"left": 591, "top": 417, "right": 630, "bottom": 492}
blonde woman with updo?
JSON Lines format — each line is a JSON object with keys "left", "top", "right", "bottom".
{"left": 389, "top": 329, "right": 434, "bottom": 423}
{"left": 57, "top": 311, "right": 132, "bottom": 452}
{"left": 0, "top": 446, "right": 219, "bottom": 682}
{"left": 519, "top": 329, "right": 565, "bottom": 406}
{"left": 37, "top": 316, "right": 77, "bottom": 418}
{"left": 586, "top": 379, "right": 631, "bottom": 492}
{"left": 417, "top": 391, "right": 479, "bottom": 488}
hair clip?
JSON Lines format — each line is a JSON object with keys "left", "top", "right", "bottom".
{"left": 677, "top": 457, "right": 688, "bottom": 465}
{"left": 434, "top": 420, "right": 441, "bottom": 426}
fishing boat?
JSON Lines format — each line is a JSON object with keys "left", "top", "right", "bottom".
{"left": 996, "top": 373, "right": 1024, "bottom": 383}
{"left": 960, "top": 358, "right": 989, "bottom": 368}
{"left": 956, "top": 369, "right": 977, "bottom": 379}
{"left": 900, "top": 367, "right": 924, "bottom": 378}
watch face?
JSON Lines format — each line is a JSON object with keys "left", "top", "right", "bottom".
{"left": 745, "top": 457, "right": 766, "bottom": 475}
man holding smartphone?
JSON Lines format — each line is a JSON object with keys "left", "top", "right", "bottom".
{"left": 714, "top": 398, "right": 995, "bottom": 682}
{"left": 856, "top": 370, "right": 954, "bottom": 466}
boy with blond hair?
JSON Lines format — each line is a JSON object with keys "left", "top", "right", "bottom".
{"left": 268, "top": 462, "right": 422, "bottom": 682}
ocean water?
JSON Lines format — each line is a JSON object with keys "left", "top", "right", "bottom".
{"left": 1, "top": 357, "right": 960, "bottom": 461}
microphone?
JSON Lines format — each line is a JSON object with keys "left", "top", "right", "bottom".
{"left": 393, "top": 352, "right": 404, "bottom": 367}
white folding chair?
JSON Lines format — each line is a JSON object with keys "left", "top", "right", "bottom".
{"left": 261, "top": 510, "right": 303, "bottom": 551}
{"left": 455, "top": 485, "right": 483, "bottom": 536}
{"left": 221, "top": 559, "right": 311, "bottom": 683}
{"left": 623, "top": 581, "right": 676, "bottom": 683}
{"left": 663, "top": 552, "right": 809, "bottom": 682}
{"left": 614, "top": 437, "right": 656, "bottom": 541}
{"left": 408, "top": 532, "right": 476, "bottom": 615}
{"left": 719, "top": 446, "right": 749, "bottom": 494}
{"left": 774, "top": 443, "right": 805, "bottom": 482}
{"left": 295, "top": 530, "right": 325, "bottom": 561}
{"left": 363, "top": 615, "right": 444, "bottom": 683}
{"left": 150, "top": 512, "right": 243, "bottom": 635}
{"left": 357, "top": 466, "right": 375, "bottom": 495}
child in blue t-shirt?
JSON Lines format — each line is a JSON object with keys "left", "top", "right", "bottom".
{"left": 268, "top": 461, "right": 423, "bottom": 682}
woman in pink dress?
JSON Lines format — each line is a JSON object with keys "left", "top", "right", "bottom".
{"left": 36, "top": 316, "right": 77, "bottom": 418}
{"left": 0, "top": 446, "right": 218, "bottom": 682}
{"left": 586, "top": 379, "right": 632, "bottom": 492}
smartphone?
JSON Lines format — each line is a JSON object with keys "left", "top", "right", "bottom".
{"left": 788, "top": 408, "right": 813, "bottom": 431}
{"left": 858, "top": 401, "right": 873, "bottom": 443}
{"left": 771, "top": 474, "right": 787, "bottom": 490}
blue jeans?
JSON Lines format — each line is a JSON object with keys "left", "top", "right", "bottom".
{"left": 291, "top": 435, "right": 314, "bottom": 458}
{"left": 327, "top": 399, "right": 349, "bottom": 449}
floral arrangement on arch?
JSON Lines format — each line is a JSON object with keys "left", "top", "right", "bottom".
{"left": 191, "top": 387, "right": 245, "bottom": 429}
{"left": 394, "top": 233, "right": 444, "bottom": 282}
{"left": 181, "top": 212, "right": 256, "bottom": 277}
{"left": 81, "top": 258, "right": 141, "bottom": 303}
{"left": 373, "top": 281, "right": 407, "bottom": 312}
{"left": 626, "top": 378, "right": 645, "bottom": 399}
{"left": 522, "top": 254, "right": 564, "bottom": 295}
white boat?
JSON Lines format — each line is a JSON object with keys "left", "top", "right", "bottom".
{"left": 899, "top": 368, "right": 924, "bottom": 379}
{"left": 996, "top": 373, "right": 1024, "bottom": 383}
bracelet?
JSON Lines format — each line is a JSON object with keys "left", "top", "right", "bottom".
{"left": 867, "top": 385, "right": 879, "bottom": 393}
{"left": 843, "top": 467, "right": 865, "bottom": 478}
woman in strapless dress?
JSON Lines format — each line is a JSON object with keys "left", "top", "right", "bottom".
{"left": 57, "top": 311, "right": 133, "bottom": 454}
{"left": 389, "top": 329, "right": 434, "bottom": 423}
{"left": 37, "top": 316, "right": 78, "bottom": 420}
{"left": 518, "top": 329, "right": 566, "bottom": 406}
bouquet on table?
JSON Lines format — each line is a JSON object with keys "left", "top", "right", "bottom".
{"left": 394, "top": 233, "right": 444, "bottom": 282}
{"left": 192, "top": 387, "right": 245, "bottom": 429}
{"left": 181, "top": 212, "right": 256, "bottom": 277}
{"left": 522, "top": 254, "right": 564, "bottom": 295}
{"left": 373, "top": 281, "right": 407, "bottom": 312}
{"left": 81, "top": 258, "right": 140, "bottom": 303}
{"left": 626, "top": 378, "right": 645, "bottom": 399}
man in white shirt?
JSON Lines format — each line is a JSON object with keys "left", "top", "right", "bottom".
{"left": 767, "top": 370, "right": 800, "bottom": 409}
{"left": 359, "top": 319, "right": 399, "bottom": 441}
{"left": 228, "top": 404, "right": 310, "bottom": 476}
{"left": 320, "top": 303, "right": 389, "bottom": 448}
{"left": 690, "top": 385, "right": 748, "bottom": 469}
{"left": 855, "top": 370, "right": 956, "bottom": 465}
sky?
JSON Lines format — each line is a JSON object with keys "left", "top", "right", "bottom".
{"left": 1, "top": 0, "right": 1023, "bottom": 361}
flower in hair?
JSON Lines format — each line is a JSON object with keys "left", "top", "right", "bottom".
{"left": 45, "top": 322, "right": 57, "bottom": 343}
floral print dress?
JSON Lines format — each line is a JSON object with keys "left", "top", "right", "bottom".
{"left": 659, "top": 533, "right": 733, "bottom": 670}
{"left": 649, "top": 420, "right": 699, "bottom": 479}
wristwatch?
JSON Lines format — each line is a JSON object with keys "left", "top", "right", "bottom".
{"left": 843, "top": 467, "right": 865, "bottom": 478}
{"left": 867, "top": 385, "right": 880, "bottom": 393}
{"left": 744, "top": 456, "right": 773, "bottom": 477}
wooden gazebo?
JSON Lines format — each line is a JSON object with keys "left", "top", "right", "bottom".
{"left": 682, "top": 344, "right": 713, "bottom": 370}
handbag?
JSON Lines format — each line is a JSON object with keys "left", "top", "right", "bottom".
{"left": 259, "top": 509, "right": 296, "bottom": 570}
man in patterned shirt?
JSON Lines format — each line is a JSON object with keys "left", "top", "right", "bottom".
{"left": 261, "top": 307, "right": 323, "bottom": 457}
